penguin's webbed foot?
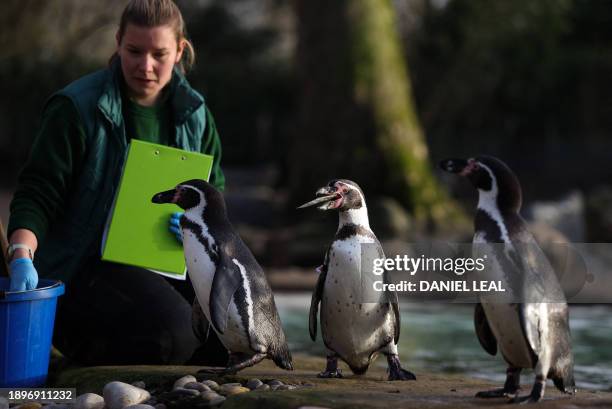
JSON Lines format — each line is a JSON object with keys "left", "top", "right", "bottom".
{"left": 475, "top": 388, "right": 518, "bottom": 398}
{"left": 317, "top": 369, "right": 343, "bottom": 378}
{"left": 197, "top": 367, "right": 236, "bottom": 376}
{"left": 386, "top": 354, "right": 416, "bottom": 381}
{"left": 388, "top": 367, "right": 416, "bottom": 381}
{"left": 509, "top": 394, "right": 541, "bottom": 404}
{"left": 509, "top": 378, "right": 544, "bottom": 404}
{"left": 563, "top": 386, "right": 577, "bottom": 395}
{"left": 197, "top": 352, "right": 266, "bottom": 375}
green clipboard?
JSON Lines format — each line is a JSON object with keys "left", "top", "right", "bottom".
{"left": 101, "top": 140, "right": 213, "bottom": 279}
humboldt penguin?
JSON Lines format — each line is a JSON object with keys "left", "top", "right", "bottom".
{"left": 299, "top": 179, "right": 416, "bottom": 381}
{"left": 152, "top": 179, "right": 293, "bottom": 374}
{"left": 440, "top": 156, "right": 575, "bottom": 403}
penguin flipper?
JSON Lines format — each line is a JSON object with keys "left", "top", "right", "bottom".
{"left": 209, "top": 255, "right": 243, "bottom": 334}
{"left": 474, "top": 303, "right": 497, "bottom": 356}
{"left": 383, "top": 268, "right": 401, "bottom": 343}
{"left": 309, "top": 264, "right": 327, "bottom": 341}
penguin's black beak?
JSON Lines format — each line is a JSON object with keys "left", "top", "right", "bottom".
{"left": 152, "top": 188, "right": 178, "bottom": 204}
{"left": 439, "top": 158, "right": 479, "bottom": 176}
{"left": 297, "top": 186, "right": 342, "bottom": 210}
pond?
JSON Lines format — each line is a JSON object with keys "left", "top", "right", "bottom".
{"left": 276, "top": 293, "right": 612, "bottom": 391}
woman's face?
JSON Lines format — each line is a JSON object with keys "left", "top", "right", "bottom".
{"left": 117, "top": 23, "right": 184, "bottom": 106}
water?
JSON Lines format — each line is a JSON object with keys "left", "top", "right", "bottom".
{"left": 276, "top": 293, "right": 612, "bottom": 391}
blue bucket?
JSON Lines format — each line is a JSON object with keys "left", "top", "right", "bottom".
{"left": 0, "top": 278, "right": 65, "bottom": 387}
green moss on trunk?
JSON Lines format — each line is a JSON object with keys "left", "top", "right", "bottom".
{"left": 293, "top": 0, "right": 466, "bottom": 230}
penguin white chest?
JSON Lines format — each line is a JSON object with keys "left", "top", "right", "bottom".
{"left": 183, "top": 229, "right": 252, "bottom": 353}
{"left": 474, "top": 233, "right": 534, "bottom": 368}
{"left": 321, "top": 236, "right": 393, "bottom": 361}
{"left": 183, "top": 229, "right": 216, "bottom": 310}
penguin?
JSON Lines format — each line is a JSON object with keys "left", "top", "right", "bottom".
{"left": 152, "top": 179, "right": 293, "bottom": 374}
{"left": 298, "top": 179, "right": 416, "bottom": 381}
{"left": 439, "top": 156, "right": 575, "bottom": 403}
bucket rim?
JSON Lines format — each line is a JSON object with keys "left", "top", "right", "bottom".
{"left": 0, "top": 278, "right": 65, "bottom": 302}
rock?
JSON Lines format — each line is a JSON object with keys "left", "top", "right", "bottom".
{"left": 369, "top": 197, "right": 412, "bottom": 240}
{"left": 527, "top": 190, "right": 585, "bottom": 241}
{"left": 219, "top": 385, "right": 250, "bottom": 396}
{"left": 161, "top": 388, "right": 200, "bottom": 399}
{"left": 154, "top": 404, "right": 166, "bottom": 409}
{"left": 183, "top": 382, "right": 210, "bottom": 392}
{"left": 255, "top": 384, "right": 271, "bottom": 391}
{"left": 199, "top": 392, "right": 225, "bottom": 406}
{"left": 172, "top": 375, "right": 197, "bottom": 390}
{"left": 276, "top": 385, "right": 297, "bottom": 391}
{"left": 131, "top": 381, "right": 146, "bottom": 389}
{"left": 220, "top": 382, "right": 242, "bottom": 388}
{"left": 74, "top": 393, "right": 105, "bottom": 409}
{"left": 124, "top": 405, "right": 155, "bottom": 409}
{"left": 200, "top": 380, "right": 219, "bottom": 391}
{"left": 42, "top": 405, "right": 70, "bottom": 409}
{"left": 267, "top": 379, "right": 284, "bottom": 387}
{"left": 0, "top": 397, "right": 8, "bottom": 409}
{"left": 103, "top": 381, "right": 151, "bottom": 409}
{"left": 246, "top": 378, "right": 264, "bottom": 390}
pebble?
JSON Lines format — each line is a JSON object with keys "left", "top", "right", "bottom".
{"left": 199, "top": 392, "right": 226, "bottom": 406}
{"left": 184, "top": 382, "right": 210, "bottom": 392}
{"left": 162, "top": 388, "right": 200, "bottom": 399}
{"left": 200, "top": 380, "right": 219, "bottom": 391}
{"left": 268, "top": 379, "right": 284, "bottom": 387}
{"left": 103, "top": 381, "right": 151, "bottom": 409}
{"left": 131, "top": 381, "right": 146, "bottom": 389}
{"left": 255, "top": 384, "right": 271, "bottom": 391}
{"left": 219, "top": 385, "right": 250, "bottom": 396}
{"left": 172, "top": 375, "right": 197, "bottom": 390}
{"left": 74, "top": 393, "right": 105, "bottom": 409}
{"left": 220, "top": 382, "right": 242, "bottom": 388}
{"left": 246, "top": 378, "right": 263, "bottom": 390}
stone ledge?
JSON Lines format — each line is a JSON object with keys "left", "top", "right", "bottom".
{"left": 50, "top": 354, "right": 612, "bottom": 409}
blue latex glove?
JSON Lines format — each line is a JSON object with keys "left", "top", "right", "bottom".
{"left": 169, "top": 211, "right": 184, "bottom": 243}
{"left": 9, "top": 258, "right": 39, "bottom": 291}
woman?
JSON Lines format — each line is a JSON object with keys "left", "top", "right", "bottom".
{"left": 6, "top": 0, "right": 227, "bottom": 365}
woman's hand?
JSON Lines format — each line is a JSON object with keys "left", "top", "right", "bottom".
{"left": 169, "top": 211, "right": 184, "bottom": 244}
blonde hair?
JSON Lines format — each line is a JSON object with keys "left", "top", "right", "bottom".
{"left": 114, "top": 0, "right": 195, "bottom": 73}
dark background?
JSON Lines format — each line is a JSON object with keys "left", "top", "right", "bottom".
{"left": 1, "top": 0, "right": 612, "bottom": 251}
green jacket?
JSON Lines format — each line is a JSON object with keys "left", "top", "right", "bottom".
{"left": 10, "top": 61, "right": 224, "bottom": 282}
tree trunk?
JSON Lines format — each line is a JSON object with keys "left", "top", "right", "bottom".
{"left": 291, "top": 0, "right": 464, "bottom": 229}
